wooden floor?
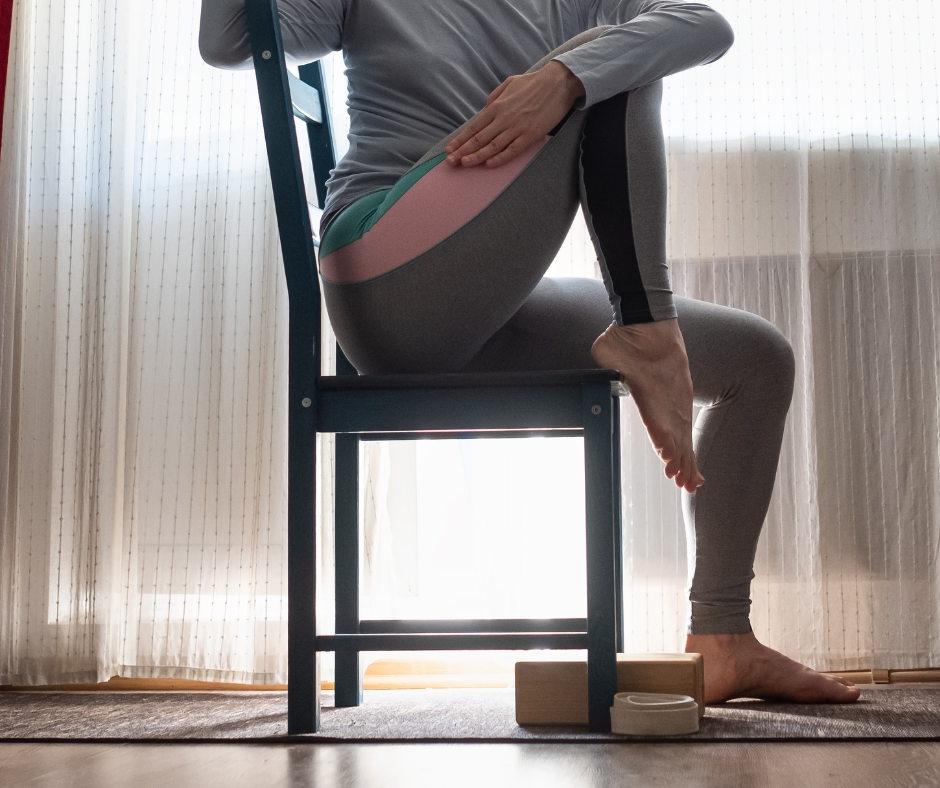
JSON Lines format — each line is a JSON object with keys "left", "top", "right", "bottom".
{"left": 2, "top": 741, "right": 939, "bottom": 787}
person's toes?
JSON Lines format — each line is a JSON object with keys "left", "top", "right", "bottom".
{"left": 664, "top": 458, "right": 680, "bottom": 480}
{"left": 835, "top": 685, "right": 861, "bottom": 701}
{"left": 672, "top": 454, "right": 703, "bottom": 492}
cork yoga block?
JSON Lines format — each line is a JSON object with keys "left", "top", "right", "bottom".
{"left": 515, "top": 653, "right": 704, "bottom": 725}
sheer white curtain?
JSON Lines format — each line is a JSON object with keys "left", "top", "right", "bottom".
{"left": 369, "top": 0, "right": 940, "bottom": 672}
{"left": 0, "top": 0, "right": 937, "bottom": 685}
{"left": 0, "top": 0, "right": 292, "bottom": 683}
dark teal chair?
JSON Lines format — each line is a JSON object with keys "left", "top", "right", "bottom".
{"left": 244, "top": 0, "right": 625, "bottom": 734}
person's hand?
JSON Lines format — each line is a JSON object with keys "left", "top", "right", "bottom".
{"left": 445, "top": 60, "right": 585, "bottom": 168}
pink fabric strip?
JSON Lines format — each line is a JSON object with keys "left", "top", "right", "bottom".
{"left": 319, "top": 137, "right": 550, "bottom": 283}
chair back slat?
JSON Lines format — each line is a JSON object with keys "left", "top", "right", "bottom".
{"left": 288, "top": 72, "right": 323, "bottom": 124}
{"left": 297, "top": 63, "right": 338, "bottom": 211}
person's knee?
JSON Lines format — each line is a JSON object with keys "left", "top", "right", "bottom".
{"left": 739, "top": 314, "right": 796, "bottom": 402}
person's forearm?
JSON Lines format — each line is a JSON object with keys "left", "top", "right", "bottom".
{"left": 556, "top": 2, "right": 733, "bottom": 108}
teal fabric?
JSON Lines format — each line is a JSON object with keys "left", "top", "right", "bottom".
{"left": 319, "top": 189, "right": 388, "bottom": 258}
{"left": 319, "top": 153, "right": 447, "bottom": 258}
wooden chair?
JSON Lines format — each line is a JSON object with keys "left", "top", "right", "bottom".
{"left": 245, "top": 0, "right": 626, "bottom": 733}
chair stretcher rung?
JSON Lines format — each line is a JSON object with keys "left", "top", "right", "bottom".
{"left": 316, "top": 632, "right": 588, "bottom": 652}
{"left": 358, "top": 618, "right": 587, "bottom": 634}
{"left": 357, "top": 429, "right": 583, "bottom": 441}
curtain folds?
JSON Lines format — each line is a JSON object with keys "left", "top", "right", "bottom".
{"left": 0, "top": 0, "right": 938, "bottom": 684}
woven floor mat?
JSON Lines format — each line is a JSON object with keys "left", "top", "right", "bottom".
{"left": 2, "top": 686, "right": 939, "bottom": 742}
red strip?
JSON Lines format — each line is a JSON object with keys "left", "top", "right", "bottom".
{"left": 0, "top": 0, "right": 14, "bottom": 157}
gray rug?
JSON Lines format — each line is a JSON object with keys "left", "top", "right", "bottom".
{"left": 2, "top": 687, "right": 940, "bottom": 742}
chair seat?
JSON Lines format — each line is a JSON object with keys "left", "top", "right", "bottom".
{"left": 319, "top": 367, "right": 624, "bottom": 392}
{"left": 317, "top": 368, "right": 626, "bottom": 434}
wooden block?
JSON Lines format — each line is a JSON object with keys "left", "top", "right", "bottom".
{"left": 515, "top": 653, "right": 704, "bottom": 726}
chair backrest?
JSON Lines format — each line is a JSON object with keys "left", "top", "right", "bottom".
{"left": 246, "top": 0, "right": 357, "bottom": 375}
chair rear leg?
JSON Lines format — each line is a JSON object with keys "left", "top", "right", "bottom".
{"left": 335, "top": 432, "right": 363, "bottom": 707}
{"left": 582, "top": 383, "right": 619, "bottom": 732}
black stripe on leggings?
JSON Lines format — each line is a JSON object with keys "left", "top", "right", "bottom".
{"left": 581, "top": 92, "right": 654, "bottom": 324}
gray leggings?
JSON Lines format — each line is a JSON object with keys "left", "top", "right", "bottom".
{"left": 321, "top": 35, "right": 796, "bottom": 635}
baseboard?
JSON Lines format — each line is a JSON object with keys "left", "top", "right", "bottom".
{"left": 359, "top": 658, "right": 513, "bottom": 690}
{"left": 0, "top": 677, "right": 288, "bottom": 692}
{"left": 826, "top": 669, "right": 940, "bottom": 685}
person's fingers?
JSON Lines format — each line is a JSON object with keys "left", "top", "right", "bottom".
{"left": 483, "top": 135, "right": 536, "bottom": 167}
{"left": 663, "top": 446, "right": 706, "bottom": 494}
{"left": 445, "top": 109, "right": 499, "bottom": 164}
{"left": 662, "top": 452, "right": 680, "bottom": 480}
{"left": 446, "top": 118, "right": 482, "bottom": 156}
{"left": 458, "top": 130, "right": 520, "bottom": 167}
{"left": 447, "top": 124, "right": 504, "bottom": 165}
{"left": 683, "top": 466, "right": 705, "bottom": 492}
{"left": 677, "top": 456, "right": 704, "bottom": 493}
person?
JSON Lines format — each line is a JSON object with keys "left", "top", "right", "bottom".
{"left": 199, "top": 0, "right": 860, "bottom": 704}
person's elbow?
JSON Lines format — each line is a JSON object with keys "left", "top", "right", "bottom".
{"left": 198, "top": 27, "right": 253, "bottom": 70}
{"left": 700, "top": 5, "right": 734, "bottom": 62}
{"left": 648, "top": 1, "right": 735, "bottom": 64}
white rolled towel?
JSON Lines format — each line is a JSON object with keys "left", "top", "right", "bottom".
{"left": 609, "top": 692, "right": 700, "bottom": 736}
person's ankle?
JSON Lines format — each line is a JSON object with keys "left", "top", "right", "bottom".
{"left": 598, "top": 318, "right": 685, "bottom": 360}
{"left": 685, "top": 632, "right": 755, "bottom": 651}
{"left": 620, "top": 319, "right": 684, "bottom": 351}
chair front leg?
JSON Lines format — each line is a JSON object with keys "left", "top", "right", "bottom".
{"left": 335, "top": 432, "right": 363, "bottom": 707}
{"left": 612, "top": 398, "right": 625, "bottom": 653}
{"left": 582, "top": 383, "right": 619, "bottom": 732}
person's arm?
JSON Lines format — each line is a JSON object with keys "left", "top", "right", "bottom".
{"left": 555, "top": 0, "right": 734, "bottom": 108}
{"left": 199, "top": 0, "right": 344, "bottom": 70}
{"left": 447, "top": 0, "right": 732, "bottom": 167}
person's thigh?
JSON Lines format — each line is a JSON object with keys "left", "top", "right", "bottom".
{"left": 320, "top": 111, "right": 585, "bottom": 374}
{"left": 464, "top": 278, "right": 791, "bottom": 396}
{"left": 461, "top": 277, "right": 612, "bottom": 372}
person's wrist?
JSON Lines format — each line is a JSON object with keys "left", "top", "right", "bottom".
{"left": 546, "top": 59, "right": 585, "bottom": 104}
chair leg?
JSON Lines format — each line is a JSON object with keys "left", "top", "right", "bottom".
{"left": 612, "top": 398, "right": 625, "bottom": 653}
{"left": 334, "top": 432, "right": 363, "bottom": 707}
{"left": 287, "top": 348, "right": 320, "bottom": 734}
{"left": 582, "top": 383, "right": 619, "bottom": 732}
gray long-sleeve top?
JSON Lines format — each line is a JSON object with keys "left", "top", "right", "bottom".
{"left": 199, "top": 0, "right": 733, "bottom": 229}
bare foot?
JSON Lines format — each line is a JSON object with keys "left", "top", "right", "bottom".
{"left": 685, "top": 632, "right": 861, "bottom": 704}
{"left": 591, "top": 319, "right": 704, "bottom": 493}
